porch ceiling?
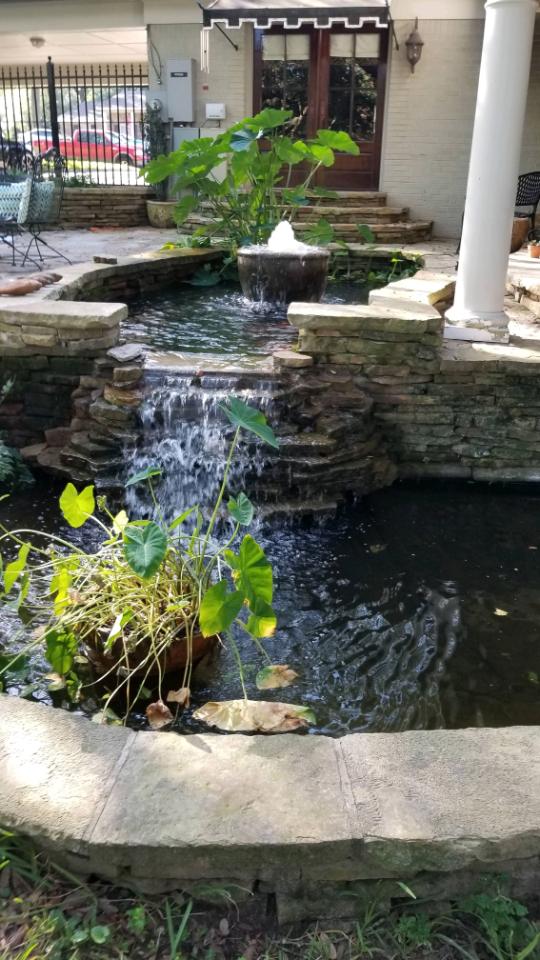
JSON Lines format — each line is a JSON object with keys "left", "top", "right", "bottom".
{"left": 0, "top": 27, "right": 147, "bottom": 65}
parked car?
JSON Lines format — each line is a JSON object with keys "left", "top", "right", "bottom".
{"left": 30, "top": 128, "right": 148, "bottom": 166}
{"left": 25, "top": 128, "right": 53, "bottom": 151}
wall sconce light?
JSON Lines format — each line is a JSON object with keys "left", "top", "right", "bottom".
{"left": 405, "top": 18, "right": 424, "bottom": 73}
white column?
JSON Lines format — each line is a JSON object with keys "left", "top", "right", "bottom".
{"left": 446, "top": 0, "right": 538, "bottom": 343}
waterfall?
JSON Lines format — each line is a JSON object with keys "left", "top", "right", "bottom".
{"left": 125, "top": 370, "right": 278, "bottom": 522}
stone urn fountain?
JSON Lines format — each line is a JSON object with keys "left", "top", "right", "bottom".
{"left": 237, "top": 222, "right": 330, "bottom": 305}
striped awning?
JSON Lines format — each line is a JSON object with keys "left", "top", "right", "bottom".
{"left": 201, "top": 0, "right": 390, "bottom": 30}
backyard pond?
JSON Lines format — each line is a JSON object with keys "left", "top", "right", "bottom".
{"left": 1, "top": 478, "right": 539, "bottom": 735}
{"left": 122, "top": 280, "right": 367, "bottom": 358}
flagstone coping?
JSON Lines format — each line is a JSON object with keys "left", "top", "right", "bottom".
{"left": 1, "top": 695, "right": 539, "bottom": 888}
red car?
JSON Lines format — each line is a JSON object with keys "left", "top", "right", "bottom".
{"left": 30, "top": 129, "right": 148, "bottom": 166}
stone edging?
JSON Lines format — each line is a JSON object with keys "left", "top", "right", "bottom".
{"left": 1, "top": 695, "right": 539, "bottom": 920}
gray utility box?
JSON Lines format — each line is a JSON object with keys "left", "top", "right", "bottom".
{"left": 166, "top": 59, "right": 195, "bottom": 123}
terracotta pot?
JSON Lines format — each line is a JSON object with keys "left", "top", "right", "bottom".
{"left": 528, "top": 244, "right": 540, "bottom": 259}
{"left": 511, "top": 217, "right": 530, "bottom": 253}
{"left": 85, "top": 628, "right": 216, "bottom": 681}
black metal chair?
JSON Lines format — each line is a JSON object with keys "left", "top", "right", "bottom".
{"left": 456, "top": 170, "right": 540, "bottom": 258}
{"left": 515, "top": 171, "right": 540, "bottom": 239}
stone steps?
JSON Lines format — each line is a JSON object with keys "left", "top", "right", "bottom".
{"left": 289, "top": 205, "right": 409, "bottom": 224}
{"left": 184, "top": 215, "right": 433, "bottom": 244}
{"left": 276, "top": 188, "right": 388, "bottom": 207}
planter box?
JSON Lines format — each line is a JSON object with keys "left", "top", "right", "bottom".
{"left": 146, "top": 199, "right": 179, "bottom": 228}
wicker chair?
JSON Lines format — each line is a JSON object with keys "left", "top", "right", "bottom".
{"left": 20, "top": 149, "right": 71, "bottom": 267}
{"left": 0, "top": 178, "right": 25, "bottom": 265}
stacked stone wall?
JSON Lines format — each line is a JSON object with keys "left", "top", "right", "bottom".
{"left": 59, "top": 187, "right": 154, "bottom": 228}
{"left": 288, "top": 297, "right": 540, "bottom": 483}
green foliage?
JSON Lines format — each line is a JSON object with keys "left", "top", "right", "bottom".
{"left": 0, "top": 377, "right": 33, "bottom": 491}
{"left": 143, "top": 109, "right": 359, "bottom": 252}
{"left": 0, "top": 398, "right": 306, "bottom": 733}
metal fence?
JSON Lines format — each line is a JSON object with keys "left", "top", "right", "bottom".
{"left": 0, "top": 59, "right": 149, "bottom": 186}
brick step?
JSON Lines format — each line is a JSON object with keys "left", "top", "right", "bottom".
{"left": 294, "top": 220, "right": 433, "bottom": 243}
{"left": 290, "top": 205, "right": 409, "bottom": 224}
{"left": 276, "top": 189, "right": 387, "bottom": 207}
{"left": 184, "top": 215, "right": 433, "bottom": 243}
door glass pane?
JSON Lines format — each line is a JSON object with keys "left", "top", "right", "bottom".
{"left": 328, "top": 33, "right": 379, "bottom": 142}
{"left": 261, "top": 33, "right": 310, "bottom": 135}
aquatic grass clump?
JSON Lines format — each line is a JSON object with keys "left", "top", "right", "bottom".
{"left": 0, "top": 399, "right": 313, "bottom": 734}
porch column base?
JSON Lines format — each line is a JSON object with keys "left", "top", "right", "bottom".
{"left": 444, "top": 306, "right": 510, "bottom": 343}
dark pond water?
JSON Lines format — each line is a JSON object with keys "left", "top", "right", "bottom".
{"left": 122, "top": 280, "right": 367, "bottom": 358}
{"left": 1, "top": 478, "right": 539, "bottom": 735}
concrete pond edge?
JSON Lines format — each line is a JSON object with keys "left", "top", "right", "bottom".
{"left": 1, "top": 695, "right": 539, "bottom": 922}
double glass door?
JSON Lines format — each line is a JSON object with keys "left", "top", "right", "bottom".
{"left": 254, "top": 27, "right": 388, "bottom": 189}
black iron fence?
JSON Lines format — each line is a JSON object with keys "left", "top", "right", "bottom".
{"left": 0, "top": 59, "right": 149, "bottom": 186}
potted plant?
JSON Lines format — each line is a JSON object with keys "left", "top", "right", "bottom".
{"left": 528, "top": 239, "right": 540, "bottom": 259}
{"left": 0, "top": 399, "right": 314, "bottom": 734}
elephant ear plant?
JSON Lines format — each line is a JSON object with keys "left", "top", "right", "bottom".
{"left": 0, "top": 399, "right": 314, "bottom": 735}
{"left": 143, "top": 107, "right": 364, "bottom": 254}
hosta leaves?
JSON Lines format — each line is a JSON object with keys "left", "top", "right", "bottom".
{"left": 193, "top": 699, "right": 315, "bottom": 733}
{"left": 199, "top": 581, "right": 244, "bottom": 637}
{"left": 220, "top": 397, "right": 279, "bottom": 449}
{"left": 125, "top": 465, "right": 162, "bottom": 487}
{"left": 123, "top": 522, "right": 167, "bottom": 579}
{"left": 315, "top": 129, "right": 360, "bottom": 156}
{"left": 146, "top": 700, "right": 173, "bottom": 730}
{"left": 227, "top": 492, "right": 254, "bottom": 526}
{"left": 59, "top": 483, "right": 95, "bottom": 528}
{"left": 256, "top": 664, "right": 298, "bottom": 689}
{"left": 246, "top": 598, "right": 277, "bottom": 638}
{"left": 3, "top": 543, "right": 29, "bottom": 594}
{"left": 45, "top": 629, "right": 77, "bottom": 676}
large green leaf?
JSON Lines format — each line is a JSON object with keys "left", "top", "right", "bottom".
{"left": 45, "top": 629, "right": 77, "bottom": 676}
{"left": 275, "top": 137, "right": 306, "bottom": 165}
{"left": 247, "top": 108, "right": 292, "bottom": 131}
{"left": 59, "top": 483, "right": 95, "bottom": 528}
{"left": 193, "top": 699, "right": 316, "bottom": 733}
{"left": 308, "top": 143, "right": 335, "bottom": 167}
{"left": 357, "top": 223, "right": 375, "bottom": 244}
{"left": 236, "top": 535, "right": 273, "bottom": 606}
{"left": 227, "top": 492, "right": 254, "bottom": 527}
{"left": 304, "top": 217, "right": 335, "bottom": 246}
{"left": 123, "top": 522, "right": 167, "bottom": 579}
{"left": 125, "top": 465, "right": 162, "bottom": 487}
{"left": 174, "top": 194, "right": 199, "bottom": 225}
{"left": 256, "top": 664, "right": 298, "bottom": 689}
{"left": 230, "top": 127, "right": 261, "bottom": 153}
{"left": 199, "top": 580, "right": 244, "bottom": 637}
{"left": 246, "top": 597, "right": 277, "bottom": 638}
{"left": 4, "top": 543, "right": 29, "bottom": 595}
{"left": 220, "top": 398, "right": 279, "bottom": 449}
{"left": 315, "top": 129, "right": 360, "bottom": 156}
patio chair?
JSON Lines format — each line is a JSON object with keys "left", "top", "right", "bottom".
{"left": 0, "top": 177, "right": 26, "bottom": 265}
{"left": 515, "top": 171, "right": 540, "bottom": 239}
{"left": 20, "top": 149, "right": 72, "bottom": 267}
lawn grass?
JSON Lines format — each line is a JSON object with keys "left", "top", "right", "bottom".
{"left": 1, "top": 828, "right": 539, "bottom": 960}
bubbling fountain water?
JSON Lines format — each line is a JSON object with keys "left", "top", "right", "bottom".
{"left": 237, "top": 220, "right": 330, "bottom": 305}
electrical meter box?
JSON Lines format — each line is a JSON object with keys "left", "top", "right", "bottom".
{"left": 166, "top": 59, "right": 195, "bottom": 122}
{"left": 205, "top": 103, "right": 226, "bottom": 121}
{"left": 172, "top": 126, "right": 201, "bottom": 151}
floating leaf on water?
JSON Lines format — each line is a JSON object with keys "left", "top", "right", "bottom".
{"left": 167, "top": 687, "right": 191, "bottom": 708}
{"left": 369, "top": 543, "right": 386, "bottom": 554}
{"left": 528, "top": 671, "right": 540, "bottom": 686}
{"left": 146, "top": 700, "right": 173, "bottom": 730}
{"left": 59, "top": 483, "right": 95, "bottom": 528}
{"left": 256, "top": 664, "right": 298, "bottom": 690}
{"left": 193, "top": 699, "right": 315, "bottom": 733}
{"left": 494, "top": 608, "right": 509, "bottom": 617}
